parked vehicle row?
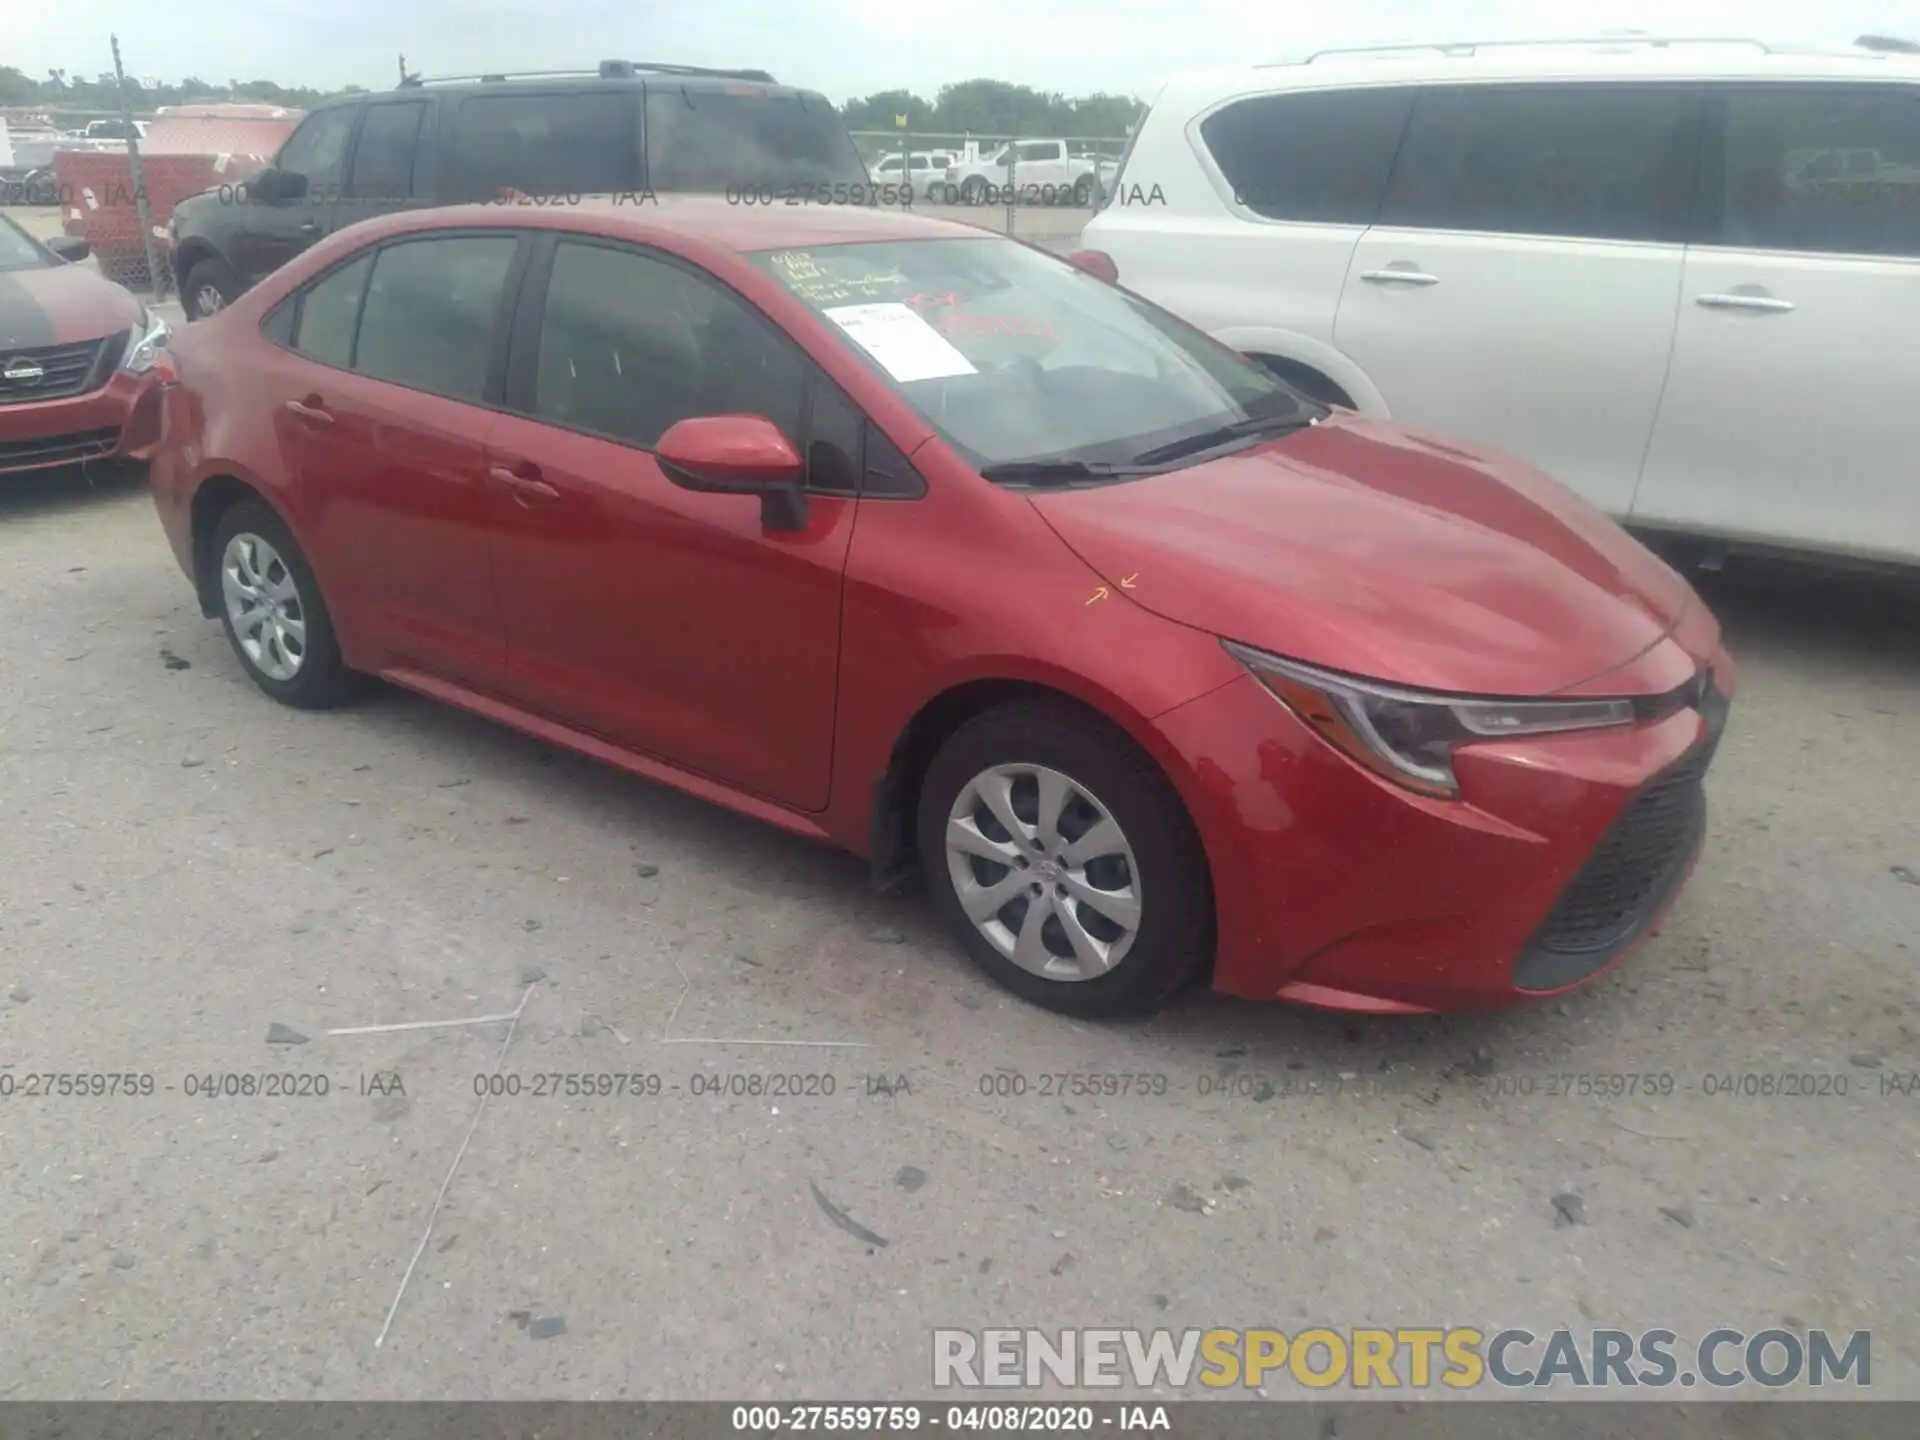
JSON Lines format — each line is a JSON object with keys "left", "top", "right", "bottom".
{"left": 163, "top": 60, "right": 869, "bottom": 318}
{"left": 1080, "top": 37, "right": 1920, "bottom": 566}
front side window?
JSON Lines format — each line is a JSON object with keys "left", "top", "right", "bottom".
{"left": 276, "top": 106, "right": 358, "bottom": 191}
{"left": 1201, "top": 87, "right": 1413, "bottom": 224}
{"left": 1716, "top": 86, "right": 1920, "bottom": 257}
{"left": 531, "top": 240, "right": 804, "bottom": 447}
{"left": 353, "top": 237, "right": 518, "bottom": 402}
{"left": 643, "top": 87, "right": 868, "bottom": 191}
{"left": 449, "top": 93, "right": 628, "bottom": 199}
{"left": 1380, "top": 84, "right": 1694, "bottom": 243}
{"left": 750, "top": 237, "right": 1311, "bottom": 476}
{"left": 293, "top": 253, "right": 372, "bottom": 368}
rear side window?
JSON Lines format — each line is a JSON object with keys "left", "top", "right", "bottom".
{"left": 353, "top": 237, "right": 518, "bottom": 402}
{"left": 643, "top": 88, "right": 867, "bottom": 190}
{"left": 1714, "top": 86, "right": 1920, "bottom": 257}
{"left": 1380, "top": 84, "right": 1695, "bottom": 243}
{"left": 1200, "top": 88, "right": 1413, "bottom": 224}
{"left": 349, "top": 102, "right": 427, "bottom": 199}
{"left": 293, "top": 254, "right": 372, "bottom": 368}
{"left": 450, "top": 93, "right": 628, "bottom": 199}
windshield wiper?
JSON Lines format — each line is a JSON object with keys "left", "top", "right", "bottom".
{"left": 1128, "top": 412, "right": 1315, "bottom": 467}
{"left": 978, "top": 458, "right": 1162, "bottom": 486}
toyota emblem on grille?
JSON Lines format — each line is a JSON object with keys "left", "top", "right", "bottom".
{"left": 2, "top": 358, "right": 45, "bottom": 385}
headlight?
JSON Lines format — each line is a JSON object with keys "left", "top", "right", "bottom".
{"left": 119, "top": 308, "right": 171, "bottom": 375}
{"left": 1224, "top": 641, "right": 1634, "bottom": 798}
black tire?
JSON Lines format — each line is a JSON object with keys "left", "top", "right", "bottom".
{"left": 916, "top": 701, "right": 1211, "bottom": 1017}
{"left": 209, "top": 499, "right": 362, "bottom": 709}
{"left": 960, "top": 176, "right": 990, "bottom": 207}
{"left": 1072, "top": 176, "right": 1093, "bottom": 208}
{"left": 181, "top": 254, "right": 240, "bottom": 321}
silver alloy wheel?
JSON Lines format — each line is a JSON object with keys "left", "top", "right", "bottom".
{"left": 194, "top": 283, "right": 226, "bottom": 316}
{"left": 944, "top": 762, "right": 1142, "bottom": 981}
{"left": 221, "top": 532, "right": 306, "bottom": 681}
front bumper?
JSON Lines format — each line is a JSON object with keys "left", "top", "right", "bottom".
{"left": 1157, "top": 620, "right": 1736, "bottom": 1013}
{"left": 0, "top": 368, "right": 163, "bottom": 475}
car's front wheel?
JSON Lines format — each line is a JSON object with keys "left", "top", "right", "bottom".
{"left": 181, "top": 255, "right": 240, "bottom": 320}
{"left": 917, "top": 702, "right": 1211, "bottom": 1017}
{"left": 211, "top": 500, "right": 361, "bottom": 708}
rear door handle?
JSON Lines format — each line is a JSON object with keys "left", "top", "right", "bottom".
{"left": 1360, "top": 268, "right": 1440, "bottom": 286}
{"left": 283, "top": 398, "right": 333, "bottom": 426}
{"left": 488, "top": 465, "right": 560, "bottom": 505}
{"left": 1696, "top": 292, "right": 1796, "bottom": 314}
{"left": 299, "top": 221, "right": 320, "bottom": 235}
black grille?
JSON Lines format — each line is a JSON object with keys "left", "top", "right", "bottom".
{"left": 0, "top": 427, "right": 122, "bottom": 471}
{"left": 1513, "top": 685, "right": 1726, "bottom": 992}
{"left": 0, "top": 333, "right": 121, "bottom": 405}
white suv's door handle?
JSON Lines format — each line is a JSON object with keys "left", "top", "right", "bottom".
{"left": 1360, "top": 268, "right": 1440, "bottom": 286}
{"left": 1696, "top": 292, "right": 1796, "bottom": 314}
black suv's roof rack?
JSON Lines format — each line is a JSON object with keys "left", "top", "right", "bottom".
{"left": 398, "top": 59, "right": 776, "bottom": 87}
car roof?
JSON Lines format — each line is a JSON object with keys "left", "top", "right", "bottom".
{"left": 1150, "top": 40, "right": 1920, "bottom": 111}
{"left": 343, "top": 194, "right": 1001, "bottom": 254}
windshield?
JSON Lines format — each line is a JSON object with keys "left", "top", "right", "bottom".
{"left": 0, "top": 218, "right": 49, "bottom": 270}
{"left": 749, "top": 236, "right": 1314, "bottom": 476}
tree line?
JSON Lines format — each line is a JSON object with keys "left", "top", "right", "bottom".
{"left": 2, "top": 66, "right": 1141, "bottom": 139}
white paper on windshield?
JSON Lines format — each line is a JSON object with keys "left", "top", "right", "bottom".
{"left": 822, "top": 302, "right": 977, "bottom": 383}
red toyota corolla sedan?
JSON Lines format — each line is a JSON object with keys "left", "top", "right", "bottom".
{"left": 147, "top": 199, "right": 1734, "bottom": 1017}
{"left": 1, "top": 215, "right": 170, "bottom": 475}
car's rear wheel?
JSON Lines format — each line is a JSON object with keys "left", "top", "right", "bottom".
{"left": 1072, "top": 176, "right": 1093, "bottom": 208}
{"left": 181, "top": 255, "right": 239, "bottom": 320}
{"left": 916, "top": 702, "right": 1211, "bottom": 1017}
{"left": 960, "top": 176, "right": 990, "bottom": 206}
{"left": 211, "top": 500, "right": 360, "bottom": 708}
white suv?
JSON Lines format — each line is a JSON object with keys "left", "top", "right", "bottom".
{"left": 1079, "top": 38, "right": 1920, "bottom": 566}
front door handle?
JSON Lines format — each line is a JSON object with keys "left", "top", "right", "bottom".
{"left": 488, "top": 465, "right": 560, "bottom": 505}
{"left": 283, "top": 397, "right": 333, "bottom": 426}
{"left": 1696, "top": 292, "right": 1796, "bottom": 314}
{"left": 1360, "top": 267, "right": 1440, "bottom": 286}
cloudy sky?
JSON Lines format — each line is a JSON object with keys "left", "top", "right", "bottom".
{"left": 5, "top": 0, "right": 1917, "bottom": 101}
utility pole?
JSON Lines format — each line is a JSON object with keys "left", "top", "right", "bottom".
{"left": 110, "top": 34, "right": 166, "bottom": 300}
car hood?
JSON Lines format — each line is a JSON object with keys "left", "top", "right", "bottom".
{"left": 1029, "top": 412, "right": 1697, "bottom": 697}
{"left": 0, "top": 261, "right": 144, "bottom": 349}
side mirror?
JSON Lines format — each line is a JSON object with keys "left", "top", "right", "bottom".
{"left": 1067, "top": 249, "right": 1119, "bottom": 283}
{"left": 46, "top": 235, "right": 91, "bottom": 263}
{"left": 252, "top": 167, "right": 307, "bottom": 202}
{"left": 656, "top": 415, "right": 809, "bottom": 531}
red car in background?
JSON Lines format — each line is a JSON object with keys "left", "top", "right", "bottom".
{"left": 147, "top": 200, "right": 1734, "bottom": 1018}
{"left": 0, "top": 214, "right": 170, "bottom": 475}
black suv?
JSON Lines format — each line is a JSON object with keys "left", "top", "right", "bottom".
{"left": 166, "top": 60, "right": 869, "bottom": 318}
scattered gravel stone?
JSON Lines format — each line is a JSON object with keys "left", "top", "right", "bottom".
{"left": 1659, "top": 1205, "right": 1695, "bottom": 1229}
{"left": 1401, "top": 1128, "right": 1437, "bottom": 1152}
{"left": 9, "top": 982, "right": 30, "bottom": 1005}
{"left": 1551, "top": 1192, "right": 1587, "bottom": 1227}
{"left": 895, "top": 1165, "right": 928, "bottom": 1192}
{"left": 1169, "top": 1183, "right": 1209, "bottom": 1214}
{"left": 870, "top": 926, "right": 907, "bottom": 945}
{"left": 1049, "top": 1252, "right": 1076, "bottom": 1276}
{"left": 635, "top": 863, "right": 660, "bottom": 878}
{"left": 530, "top": 1316, "right": 567, "bottom": 1340}
{"left": 111, "top": 1253, "right": 136, "bottom": 1270}
{"left": 1849, "top": 1053, "right": 1883, "bottom": 1069}
{"left": 518, "top": 964, "right": 546, "bottom": 985}
{"left": 371, "top": 1095, "right": 410, "bottom": 1123}
{"left": 265, "top": 1022, "right": 308, "bottom": 1045}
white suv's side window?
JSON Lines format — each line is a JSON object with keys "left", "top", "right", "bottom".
{"left": 1200, "top": 88, "right": 1413, "bottom": 223}
{"left": 1379, "top": 84, "right": 1696, "bottom": 242}
{"left": 1719, "top": 86, "right": 1920, "bottom": 257}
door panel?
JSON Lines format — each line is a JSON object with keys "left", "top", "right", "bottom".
{"left": 1334, "top": 229, "right": 1685, "bottom": 513}
{"left": 1632, "top": 85, "right": 1920, "bottom": 561}
{"left": 483, "top": 417, "right": 854, "bottom": 809}
{"left": 233, "top": 105, "right": 357, "bottom": 286}
{"left": 326, "top": 99, "right": 433, "bottom": 238}
{"left": 1333, "top": 83, "right": 1697, "bottom": 516}
{"left": 483, "top": 237, "right": 854, "bottom": 811}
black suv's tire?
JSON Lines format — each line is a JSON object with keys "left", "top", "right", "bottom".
{"left": 181, "top": 255, "right": 240, "bottom": 320}
{"left": 916, "top": 701, "right": 1212, "bottom": 1017}
{"left": 209, "top": 500, "right": 362, "bottom": 709}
